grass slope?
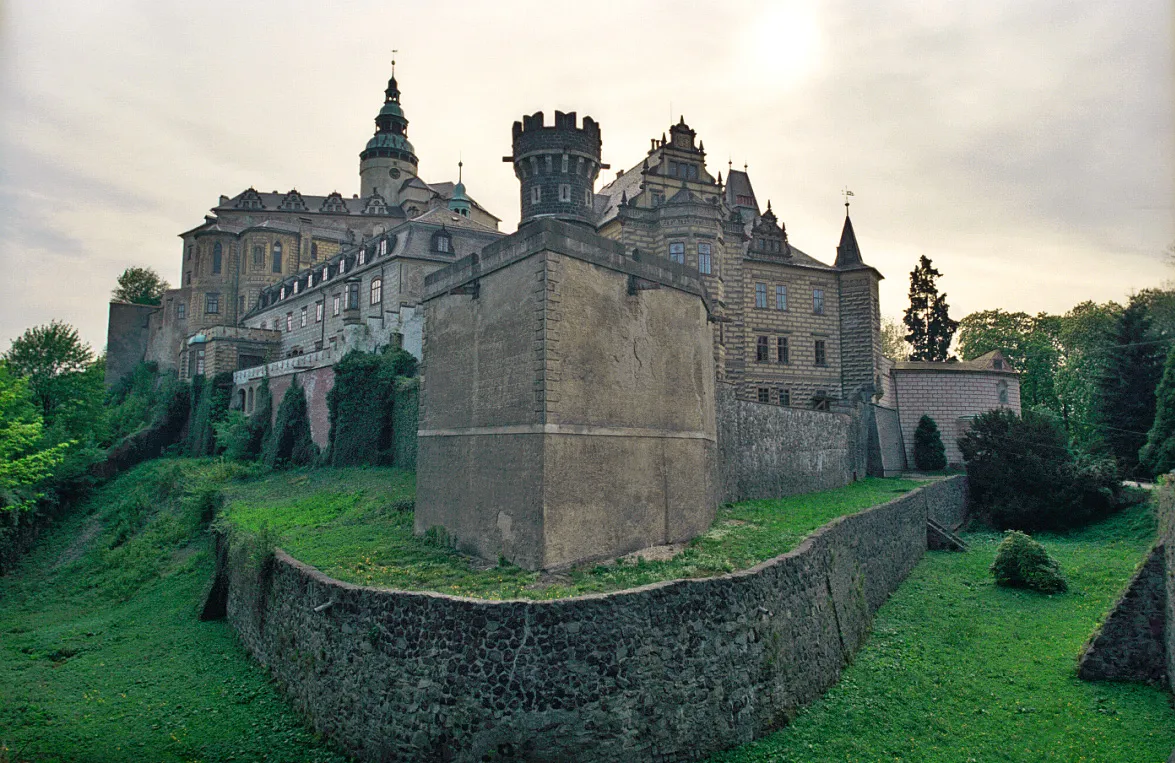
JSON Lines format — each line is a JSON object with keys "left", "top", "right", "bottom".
{"left": 0, "top": 460, "right": 345, "bottom": 763}
{"left": 221, "top": 467, "right": 922, "bottom": 599}
{"left": 708, "top": 502, "right": 1175, "bottom": 763}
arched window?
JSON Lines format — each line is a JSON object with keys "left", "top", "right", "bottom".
{"left": 252, "top": 244, "right": 264, "bottom": 268}
{"left": 272, "top": 241, "right": 283, "bottom": 273}
{"left": 212, "top": 242, "right": 223, "bottom": 274}
{"left": 370, "top": 278, "right": 382, "bottom": 305}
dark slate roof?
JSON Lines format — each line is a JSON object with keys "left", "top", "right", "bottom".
{"left": 594, "top": 163, "right": 648, "bottom": 226}
{"left": 407, "top": 205, "right": 501, "bottom": 234}
{"left": 893, "top": 350, "right": 1018, "bottom": 375}
{"left": 724, "top": 170, "right": 758, "bottom": 210}
{"left": 216, "top": 189, "right": 407, "bottom": 218}
{"left": 834, "top": 214, "right": 864, "bottom": 269}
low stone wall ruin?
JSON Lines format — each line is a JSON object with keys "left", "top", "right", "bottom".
{"left": 219, "top": 476, "right": 967, "bottom": 762}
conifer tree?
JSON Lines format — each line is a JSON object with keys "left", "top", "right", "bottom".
{"left": 903, "top": 256, "right": 958, "bottom": 361}
{"left": 1139, "top": 344, "right": 1175, "bottom": 477}
{"left": 261, "top": 378, "right": 318, "bottom": 468}
{"left": 913, "top": 414, "right": 947, "bottom": 470}
{"left": 1097, "top": 300, "right": 1162, "bottom": 477}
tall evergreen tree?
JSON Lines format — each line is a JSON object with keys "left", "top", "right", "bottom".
{"left": 1140, "top": 345, "right": 1175, "bottom": 476}
{"left": 1096, "top": 299, "right": 1162, "bottom": 477}
{"left": 903, "top": 255, "right": 958, "bottom": 361}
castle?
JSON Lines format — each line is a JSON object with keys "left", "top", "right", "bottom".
{"left": 106, "top": 70, "right": 1020, "bottom": 569}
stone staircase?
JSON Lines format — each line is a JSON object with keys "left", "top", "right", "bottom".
{"left": 927, "top": 516, "right": 968, "bottom": 552}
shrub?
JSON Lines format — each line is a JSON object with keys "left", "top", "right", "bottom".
{"left": 261, "top": 378, "right": 318, "bottom": 468}
{"left": 913, "top": 414, "right": 947, "bottom": 470}
{"left": 324, "top": 346, "right": 417, "bottom": 467}
{"left": 1140, "top": 343, "right": 1175, "bottom": 477}
{"left": 959, "top": 408, "right": 1119, "bottom": 531}
{"left": 214, "top": 411, "right": 254, "bottom": 461}
{"left": 990, "top": 531, "right": 1067, "bottom": 593}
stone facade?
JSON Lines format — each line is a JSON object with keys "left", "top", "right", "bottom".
{"left": 1078, "top": 545, "right": 1167, "bottom": 684}
{"left": 889, "top": 350, "right": 1022, "bottom": 466}
{"left": 416, "top": 218, "right": 717, "bottom": 570}
{"left": 218, "top": 477, "right": 967, "bottom": 763}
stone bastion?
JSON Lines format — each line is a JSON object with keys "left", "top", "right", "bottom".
{"left": 214, "top": 476, "right": 968, "bottom": 762}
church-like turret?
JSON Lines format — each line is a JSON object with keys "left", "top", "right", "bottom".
{"left": 359, "top": 71, "right": 420, "bottom": 205}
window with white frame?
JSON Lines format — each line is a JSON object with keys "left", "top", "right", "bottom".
{"left": 176, "top": 303, "right": 186, "bottom": 320}
{"left": 286, "top": 312, "right": 293, "bottom": 331}
{"left": 205, "top": 293, "right": 220, "bottom": 314}
{"left": 669, "top": 242, "right": 685, "bottom": 264}
{"left": 300, "top": 307, "right": 307, "bottom": 327}
{"left": 333, "top": 294, "right": 341, "bottom": 316}
{"left": 371, "top": 278, "right": 382, "bottom": 305}
{"left": 697, "top": 242, "right": 712, "bottom": 274}
{"left": 755, "top": 283, "right": 767, "bottom": 308}
{"left": 359, "top": 248, "right": 366, "bottom": 266}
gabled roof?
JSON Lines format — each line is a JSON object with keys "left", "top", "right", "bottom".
{"left": 408, "top": 205, "right": 501, "bottom": 234}
{"left": 893, "top": 350, "right": 1018, "bottom": 375}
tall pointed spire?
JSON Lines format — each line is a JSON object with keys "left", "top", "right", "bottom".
{"left": 834, "top": 209, "right": 864, "bottom": 269}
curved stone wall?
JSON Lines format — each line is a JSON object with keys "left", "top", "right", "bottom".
{"left": 222, "top": 476, "right": 967, "bottom": 762}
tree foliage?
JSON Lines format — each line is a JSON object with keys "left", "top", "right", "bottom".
{"left": 1096, "top": 300, "right": 1163, "bottom": 477}
{"left": 902, "top": 255, "right": 958, "bottom": 361}
{"left": 4, "top": 321, "right": 94, "bottom": 424}
{"left": 959, "top": 409, "right": 1120, "bottom": 531}
{"left": 1140, "top": 344, "right": 1175, "bottom": 476}
{"left": 261, "top": 378, "right": 318, "bottom": 468}
{"left": 187, "top": 372, "right": 234, "bottom": 456}
{"left": 0, "top": 364, "right": 71, "bottom": 512}
{"left": 880, "top": 317, "right": 911, "bottom": 361}
{"left": 913, "top": 415, "right": 947, "bottom": 471}
{"left": 112, "top": 267, "right": 170, "bottom": 306}
{"left": 325, "top": 347, "right": 417, "bottom": 467}
{"left": 957, "top": 310, "right": 1060, "bottom": 412}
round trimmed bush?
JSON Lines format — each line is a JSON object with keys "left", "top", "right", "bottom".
{"left": 990, "top": 531, "right": 1067, "bottom": 594}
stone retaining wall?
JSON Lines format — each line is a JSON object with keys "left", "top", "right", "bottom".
{"left": 221, "top": 476, "right": 967, "bottom": 762}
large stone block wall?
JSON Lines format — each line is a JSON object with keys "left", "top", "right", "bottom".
{"left": 222, "top": 476, "right": 966, "bottom": 762}
{"left": 105, "top": 302, "right": 158, "bottom": 386}
{"left": 715, "top": 382, "right": 865, "bottom": 503}
{"left": 1078, "top": 545, "right": 1167, "bottom": 683}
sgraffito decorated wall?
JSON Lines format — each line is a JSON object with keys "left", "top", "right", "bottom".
{"left": 218, "top": 476, "right": 967, "bottom": 762}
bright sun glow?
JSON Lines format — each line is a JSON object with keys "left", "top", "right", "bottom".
{"left": 740, "top": 3, "right": 825, "bottom": 89}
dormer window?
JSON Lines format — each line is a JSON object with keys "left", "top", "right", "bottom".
{"left": 359, "top": 248, "right": 366, "bottom": 266}
{"left": 379, "top": 238, "right": 387, "bottom": 256}
{"left": 279, "top": 286, "right": 286, "bottom": 300}
{"left": 293, "top": 281, "right": 299, "bottom": 294}
{"left": 433, "top": 230, "right": 452, "bottom": 254}
{"left": 339, "top": 258, "right": 346, "bottom": 274}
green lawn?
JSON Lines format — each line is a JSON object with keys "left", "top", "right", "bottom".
{"left": 0, "top": 460, "right": 345, "bottom": 763}
{"left": 708, "top": 501, "right": 1175, "bottom": 763}
{"left": 219, "top": 464, "right": 922, "bottom": 599}
{"left": 3, "top": 459, "right": 1170, "bottom": 762}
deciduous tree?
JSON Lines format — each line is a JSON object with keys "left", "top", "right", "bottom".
{"left": 3, "top": 321, "right": 94, "bottom": 425}
{"left": 112, "top": 267, "right": 169, "bottom": 306}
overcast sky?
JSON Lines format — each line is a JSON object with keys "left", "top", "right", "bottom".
{"left": 1, "top": 1, "right": 1172, "bottom": 353}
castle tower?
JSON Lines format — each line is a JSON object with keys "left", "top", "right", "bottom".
{"left": 448, "top": 161, "right": 471, "bottom": 217}
{"left": 505, "top": 111, "right": 604, "bottom": 227}
{"left": 359, "top": 72, "right": 419, "bottom": 205}
{"left": 835, "top": 207, "right": 885, "bottom": 402}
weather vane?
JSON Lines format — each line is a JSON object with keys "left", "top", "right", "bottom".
{"left": 842, "top": 186, "right": 854, "bottom": 210}
{"left": 391, "top": 49, "right": 398, "bottom": 76}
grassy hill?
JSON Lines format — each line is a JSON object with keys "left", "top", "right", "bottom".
{"left": 1, "top": 458, "right": 1171, "bottom": 761}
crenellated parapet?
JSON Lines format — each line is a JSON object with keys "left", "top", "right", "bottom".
{"left": 504, "top": 111, "right": 607, "bottom": 227}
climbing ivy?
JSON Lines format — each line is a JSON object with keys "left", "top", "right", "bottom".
{"left": 324, "top": 347, "right": 416, "bottom": 467}
{"left": 261, "top": 377, "right": 318, "bottom": 468}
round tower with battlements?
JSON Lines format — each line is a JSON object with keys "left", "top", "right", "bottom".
{"left": 506, "top": 111, "right": 604, "bottom": 227}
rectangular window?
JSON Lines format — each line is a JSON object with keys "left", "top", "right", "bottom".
{"left": 778, "top": 389, "right": 791, "bottom": 406}
{"left": 777, "top": 337, "right": 789, "bottom": 364}
{"left": 204, "top": 293, "right": 220, "bottom": 314}
{"left": 531, "top": 186, "right": 542, "bottom": 205}
{"left": 195, "top": 349, "right": 205, "bottom": 376}
{"left": 545, "top": 155, "right": 552, "bottom": 173}
{"left": 561, "top": 154, "right": 569, "bottom": 173}
{"left": 347, "top": 282, "right": 359, "bottom": 310}
{"left": 697, "top": 243, "right": 712, "bottom": 274}
{"left": 585, "top": 188, "right": 592, "bottom": 206}
{"left": 559, "top": 184, "right": 571, "bottom": 202}
{"left": 775, "top": 285, "right": 787, "bottom": 311}
{"left": 755, "top": 283, "right": 767, "bottom": 309}
{"left": 756, "top": 336, "right": 769, "bottom": 362}
{"left": 669, "top": 161, "right": 678, "bottom": 177}
{"left": 813, "top": 288, "right": 825, "bottom": 314}
{"left": 316, "top": 301, "right": 324, "bottom": 322}
{"left": 687, "top": 164, "right": 698, "bottom": 180}
{"left": 300, "top": 306, "right": 307, "bottom": 327}
{"left": 669, "top": 242, "right": 685, "bottom": 264}
{"left": 286, "top": 313, "right": 293, "bottom": 332}
{"left": 757, "top": 388, "right": 770, "bottom": 403}
{"left": 333, "top": 294, "right": 341, "bottom": 316}
{"left": 815, "top": 339, "right": 827, "bottom": 366}
{"left": 176, "top": 303, "right": 186, "bottom": 320}
{"left": 359, "top": 248, "right": 366, "bottom": 266}
{"left": 371, "top": 278, "right": 382, "bottom": 305}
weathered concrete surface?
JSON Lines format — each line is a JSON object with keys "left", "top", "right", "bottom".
{"left": 870, "top": 404, "right": 907, "bottom": 477}
{"left": 417, "top": 219, "right": 717, "bottom": 570}
{"left": 105, "top": 302, "right": 158, "bottom": 386}
{"left": 223, "top": 476, "right": 967, "bottom": 763}
{"left": 716, "top": 382, "right": 863, "bottom": 503}
{"left": 1078, "top": 545, "right": 1166, "bottom": 684}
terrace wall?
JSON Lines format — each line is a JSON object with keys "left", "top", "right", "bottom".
{"left": 221, "top": 476, "right": 967, "bottom": 762}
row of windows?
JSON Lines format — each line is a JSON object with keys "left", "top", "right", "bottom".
{"left": 529, "top": 185, "right": 594, "bottom": 207}
{"left": 755, "top": 284, "right": 823, "bottom": 314}
{"left": 755, "top": 336, "right": 827, "bottom": 366}
{"left": 265, "top": 278, "right": 385, "bottom": 332}
{"left": 666, "top": 160, "right": 699, "bottom": 180}
{"left": 521, "top": 154, "right": 593, "bottom": 178}
{"left": 668, "top": 241, "right": 713, "bottom": 275}
{"left": 755, "top": 387, "right": 830, "bottom": 410}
